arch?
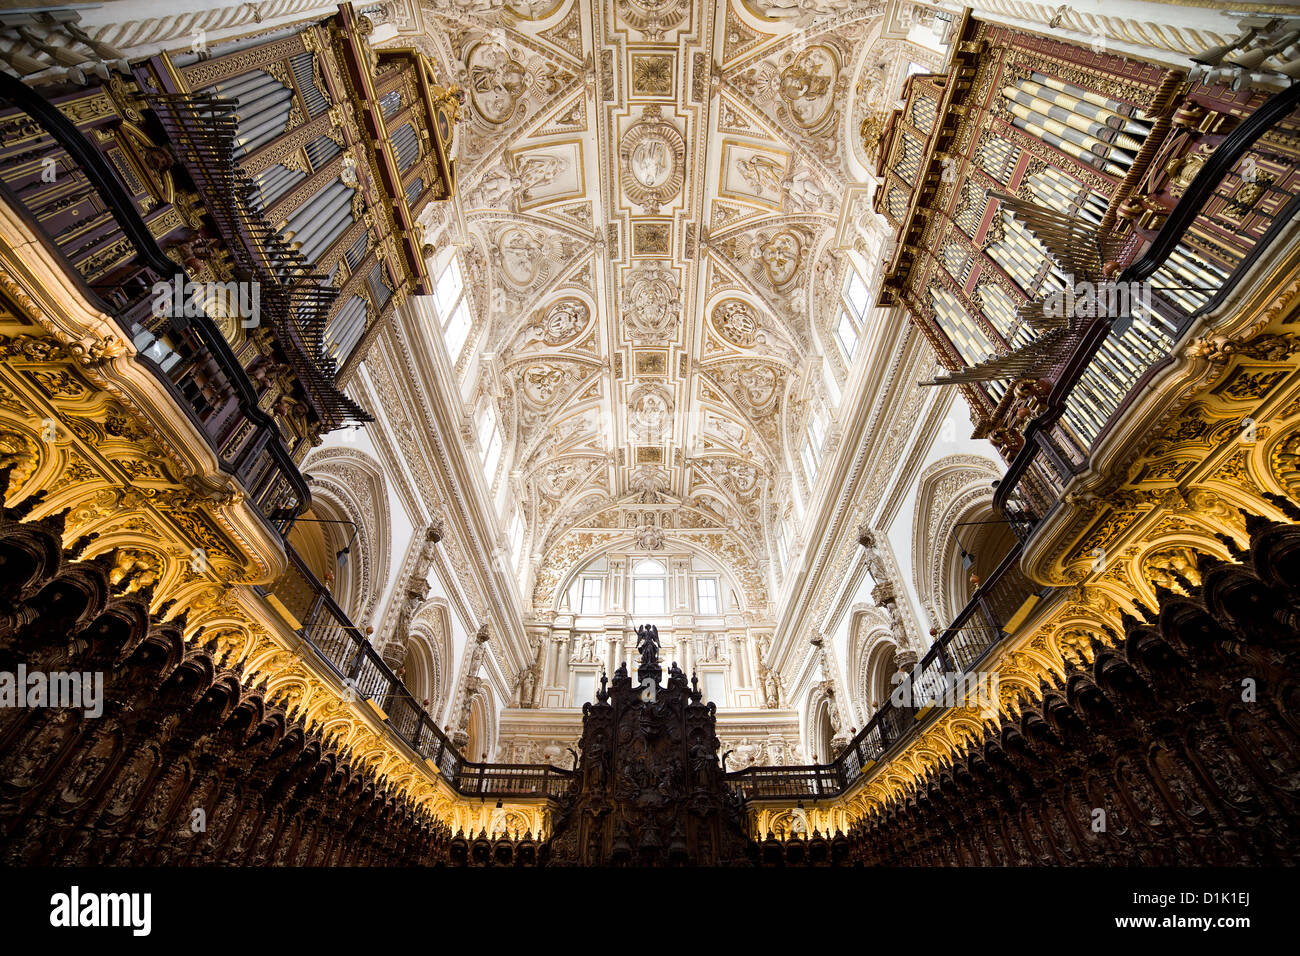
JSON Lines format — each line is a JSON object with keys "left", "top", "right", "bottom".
{"left": 911, "top": 454, "right": 1003, "bottom": 626}
{"left": 550, "top": 535, "right": 749, "bottom": 616}
{"left": 464, "top": 683, "right": 496, "bottom": 763}
{"left": 806, "top": 690, "right": 837, "bottom": 766}
{"left": 863, "top": 639, "right": 900, "bottom": 715}
{"left": 846, "top": 603, "right": 896, "bottom": 719}
{"left": 299, "top": 447, "right": 392, "bottom": 625}
{"left": 404, "top": 600, "right": 453, "bottom": 720}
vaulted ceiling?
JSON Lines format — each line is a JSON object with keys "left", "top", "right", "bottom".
{"left": 400, "top": 0, "right": 944, "bottom": 617}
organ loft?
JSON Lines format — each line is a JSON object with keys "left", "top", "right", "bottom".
{"left": 0, "top": 0, "right": 1299, "bottom": 870}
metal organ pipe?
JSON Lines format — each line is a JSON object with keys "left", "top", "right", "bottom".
{"left": 299, "top": 191, "right": 353, "bottom": 262}
{"left": 281, "top": 179, "right": 347, "bottom": 243}
{"left": 212, "top": 70, "right": 280, "bottom": 100}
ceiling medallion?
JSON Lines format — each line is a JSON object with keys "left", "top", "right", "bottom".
{"left": 466, "top": 41, "right": 528, "bottom": 126}
{"left": 496, "top": 226, "right": 545, "bottom": 288}
{"left": 619, "top": 107, "right": 686, "bottom": 214}
{"left": 711, "top": 299, "right": 763, "bottom": 347}
{"left": 530, "top": 298, "right": 589, "bottom": 346}
{"left": 779, "top": 45, "right": 840, "bottom": 131}
{"left": 731, "top": 363, "right": 780, "bottom": 414}
{"left": 616, "top": 0, "right": 690, "bottom": 41}
{"left": 521, "top": 363, "right": 571, "bottom": 406}
{"left": 621, "top": 263, "right": 681, "bottom": 340}
{"left": 754, "top": 230, "right": 803, "bottom": 288}
{"left": 628, "top": 382, "right": 673, "bottom": 443}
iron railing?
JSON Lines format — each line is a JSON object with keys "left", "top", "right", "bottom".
{"left": 727, "top": 539, "right": 1044, "bottom": 802}
{"left": 265, "top": 545, "right": 575, "bottom": 797}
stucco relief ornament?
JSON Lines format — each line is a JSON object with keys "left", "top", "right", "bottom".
{"left": 754, "top": 230, "right": 803, "bottom": 288}
{"left": 630, "top": 465, "right": 670, "bottom": 503}
{"left": 504, "top": 0, "right": 563, "bottom": 17}
{"left": 783, "top": 167, "right": 830, "bottom": 212}
{"left": 619, "top": 107, "right": 686, "bottom": 213}
{"left": 495, "top": 226, "right": 545, "bottom": 287}
{"left": 636, "top": 521, "right": 665, "bottom": 550}
{"left": 521, "top": 363, "right": 571, "bottom": 405}
{"left": 711, "top": 299, "right": 762, "bottom": 347}
{"left": 527, "top": 298, "right": 588, "bottom": 346}
{"left": 616, "top": 0, "right": 690, "bottom": 41}
{"left": 471, "top": 153, "right": 565, "bottom": 209}
{"left": 744, "top": 0, "right": 853, "bottom": 23}
{"left": 779, "top": 45, "right": 839, "bottom": 132}
{"left": 628, "top": 383, "right": 673, "bottom": 442}
{"left": 466, "top": 41, "right": 528, "bottom": 126}
{"left": 733, "top": 363, "right": 780, "bottom": 413}
{"left": 620, "top": 263, "right": 681, "bottom": 340}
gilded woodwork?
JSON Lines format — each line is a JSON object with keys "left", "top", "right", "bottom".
{"left": 0, "top": 205, "right": 538, "bottom": 837}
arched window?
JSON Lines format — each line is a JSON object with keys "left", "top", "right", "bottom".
{"left": 478, "top": 401, "right": 502, "bottom": 485}
{"left": 835, "top": 260, "right": 872, "bottom": 360}
{"left": 632, "top": 558, "right": 667, "bottom": 616}
{"left": 432, "top": 256, "right": 471, "bottom": 361}
{"left": 813, "top": 697, "right": 835, "bottom": 765}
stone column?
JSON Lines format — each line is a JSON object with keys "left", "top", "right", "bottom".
{"left": 671, "top": 556, "right": 690, "bottom": 611}
{"left": 608, "top": 557, "right": 626, "bottom": 611}
{"left": 727, "top": 629, "right": 746, "bottom": 690}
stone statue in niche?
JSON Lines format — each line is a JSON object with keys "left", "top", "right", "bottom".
{"left": 760, "top": 665, "right": 783, "bottom": 708}
{"left": 514, "top": 664, "right": 538, "bottom": 708}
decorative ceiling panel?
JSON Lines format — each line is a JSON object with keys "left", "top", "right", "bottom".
{"left": 405, "top": 0, "right": 893, "bottom": 615}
